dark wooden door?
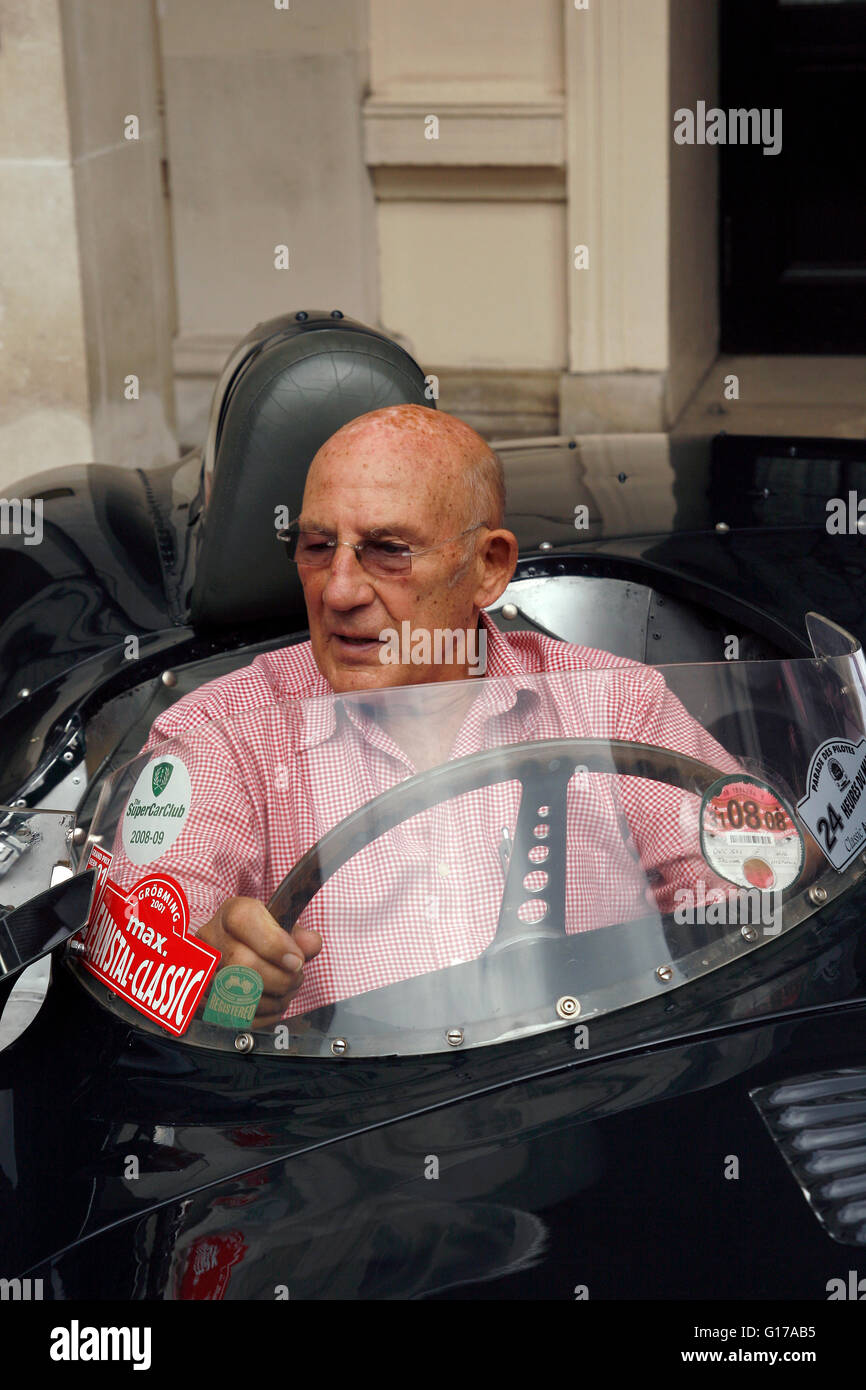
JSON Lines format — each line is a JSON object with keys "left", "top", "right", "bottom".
{"left": 720, "top": 0, "right": 866, "bottom": 353}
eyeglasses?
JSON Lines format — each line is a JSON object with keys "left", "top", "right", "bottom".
{"left": 278, "top": 522, "right": 486, "bottom": 578}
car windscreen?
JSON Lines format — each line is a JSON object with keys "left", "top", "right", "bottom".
{"left": 68, "top": 613, "right": 866, "bottom": 1056}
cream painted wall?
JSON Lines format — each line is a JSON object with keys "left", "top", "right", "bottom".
{"left": 0, "top": 0, "right": 93, "bottom": 484}
{"left": 379, "top": 200, "right": 566, "bottom": 368}
{"left": 1, "top": 0, "right": 726, "bottom": 478}
{"left": 366, "top": 0, "right": 566, "bottom": 379}
{"left": 0, "top": 0, "right": 177, "bottom": 485}
{"left": 370, "top": 0, "right": 564, "bottom": 102}
{"left": 61, "top": 0, "right": 177, "bottom": 469}
{"left": 667, "top": 0, "right": 719, "bottom": 424}
{"left": 160, "top": 0, "right": 377, "bottom": 343}
{"left": 161, "top": 0, "right": 719, "bottom": 440}
{"left": 564, "top": 0, "right": 669, "bottom": 375}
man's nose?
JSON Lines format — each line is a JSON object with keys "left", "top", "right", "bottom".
{"left": 321, "top": 542, "right": 377, "bottom": 608}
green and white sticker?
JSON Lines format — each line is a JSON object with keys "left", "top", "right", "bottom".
{"left": 203, "top": 966, "right": 263, "bottom": 1028}
{"left": 122, "top": 754, "right": 192, "bottom": 866}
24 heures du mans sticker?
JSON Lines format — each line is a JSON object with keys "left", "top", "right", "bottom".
{"left": 797, "top": 736, "right": 866, "bottom": 872}
{"left": 81, "top": 871, "right": 220, "bottom": 1036}
{"left": 700, "top": 775, "right": 805, "bottom": 891}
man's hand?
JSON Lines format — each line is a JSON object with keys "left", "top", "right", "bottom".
{"left": 197, "top": 897, "right": 322, "bottom": 1028}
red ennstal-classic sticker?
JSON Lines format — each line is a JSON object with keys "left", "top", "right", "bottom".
{"left": 82, "top": 873, "right": 220, "bottom": 1036}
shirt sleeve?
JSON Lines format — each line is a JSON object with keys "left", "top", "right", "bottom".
{"left": 105, "top": 721, "right": 268, "bottom": 933}
{"left": 614, "top": 670, "right": 744, "bottom": 913}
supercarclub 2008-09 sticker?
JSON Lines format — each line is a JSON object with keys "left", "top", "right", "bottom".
{"left": 122, "top": 754, "right": 192, "bottom": 867}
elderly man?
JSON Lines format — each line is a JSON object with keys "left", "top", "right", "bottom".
{"left": 115, "top": 404, "right": 746, "bottom": 1025}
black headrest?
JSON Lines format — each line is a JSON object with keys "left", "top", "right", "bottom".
{"left": 190, "top": 312, "right": 431, "bottom": 629}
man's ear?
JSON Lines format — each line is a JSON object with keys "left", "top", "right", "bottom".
{"left": 473, "top": 529, "right": 519, "bottom": 609}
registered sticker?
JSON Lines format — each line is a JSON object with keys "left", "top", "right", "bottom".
{"left": 203, "top": 965, "right": 264, "bottom": 1029}
{"left": 700, "top": 775, "right": 804, "bottom": 891}
{"left": 122, "top": 754, "right": 192, "bottom": 866}
{"left": 82, "top": 872, "right": 220, "bottom": 1035}
{"left": 797, "top": 736, "right": 866, "bottom": 871}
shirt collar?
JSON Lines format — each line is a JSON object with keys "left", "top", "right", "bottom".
{"left": 295, "top": 610, "right": 541, "bottom": 753}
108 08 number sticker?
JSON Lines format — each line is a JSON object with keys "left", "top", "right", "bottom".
{"left": 700, "top": 776, "right": 804, "bottom": 892}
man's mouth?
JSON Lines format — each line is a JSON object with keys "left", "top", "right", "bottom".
{"left": 331, "top": 632, "right": 384, "bottom": 656}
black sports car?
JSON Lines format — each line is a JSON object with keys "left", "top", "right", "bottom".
{"left": 3, "top": 311, "right": 866, "bottom": 1310}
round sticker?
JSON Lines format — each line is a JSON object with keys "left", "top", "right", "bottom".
{"left": 122, "top": 754, "right": 192, "bottom": 866}
{"left": 203, "top": 965, "right": 264, "bottom": 1029}
{"left": 700, "top": 775, "right": 804, "bottom": 891}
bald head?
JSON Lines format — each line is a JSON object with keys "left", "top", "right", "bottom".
{"left": 309, "top": 404, "right": 505, "bottom": 530}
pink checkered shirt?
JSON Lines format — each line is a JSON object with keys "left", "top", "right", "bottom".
{"left": 107, "top": 613, "right": 738, "bottom": 1014}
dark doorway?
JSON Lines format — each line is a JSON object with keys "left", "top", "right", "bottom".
{"left": 720, "top": 0, "right": 866, "bottom": 353}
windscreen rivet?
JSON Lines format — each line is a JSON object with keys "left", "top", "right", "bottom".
{"left": 234, "top": 1032, "right": 255, "bottom": 1053}
{"left": 656, "top": 965, "right": 674, "bottom": 983}
{"left": 62, "top": 751, "right": 75, "bottom": 763}
{"left": 808, "top": 885, "right": 828, "bottom": 905}
{"left": 67, "top": 938, "right": 86, "bottom": 957}
{"left": 161, "top": 670, "right": 177, "bottom": 688}
{"left": 72, "top": 827, "right": 87, "bottom": 844}
{"left": 556, "top": 995, "right": 579, "bottom": 1019}
{"left": 715, "top": 521, "right": 730, "bottom": 533}
{"left": 16, "top": 688, "right": 30, "bottom": 699}
{"left": 446, "top": 1028, "right": 464, "bottom": 1046}
{"left": 501, "top": 603, "right": 518, "bottom": 620}
{"left": 740, "top": 924, "right": 759, "bottom": 942}
{"left": 539, "top": 541, "right": 553, "bottom": 552}
{"left": 330, "top": 1037, "right": 349, "bottom": 1056}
